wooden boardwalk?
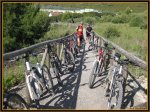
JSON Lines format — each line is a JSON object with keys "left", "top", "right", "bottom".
{"left": 11, "top": 29, "right": 147, "bottom": 110}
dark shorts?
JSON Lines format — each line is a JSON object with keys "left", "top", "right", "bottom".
{"left": 86, "top": 32, "right": 91, "bottom": 37}
{"left": 77, "top": 35, "right": 84, "bottom": 44}
{"left": 80, "top": 37, "right": 84, "bottom": 43}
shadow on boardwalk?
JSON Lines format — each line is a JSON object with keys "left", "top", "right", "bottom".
{"left": 91, "top": 69, "right": 147, "bottom": 109}
{"left": 37, "top": 48, "right": 86, "bottom": 109}
{"left": 121, "top": 71, "right": 147, "bottom": 109}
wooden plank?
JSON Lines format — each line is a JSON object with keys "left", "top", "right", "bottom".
{"left": 95, "top": 32, "right": 147, "bottom": 70}
{"left": 47, "top": 45, "right": 51, "bottom": 69}
{"left": 59, "top": 44, "right": 64, "bottom": 60}
{"left": 57, "top": 44, "right": 59, "bottom": 56}
{"left": 40, "top": 47, "right": 48, "bottom": 66}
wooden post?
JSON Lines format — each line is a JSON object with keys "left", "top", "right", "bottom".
{"left": 101, "top": 38, "right": 104, "bottom": 47}
{"left": 99, "top": 37, "right": 102, "bottom": 47}
{"left": 46, "top": 44, "right": 50, "bottom": 69}
{"left": 40, "top": 46, "right": 48, "bottom": 66}
{"left": 59, "top": 43, "right": 64, "bottom": 60}
{"left": 57, "top": 44, "right": 59, "bottom": 56}
{"left": 111, "top": 48, "right": 116, "bottom": 67}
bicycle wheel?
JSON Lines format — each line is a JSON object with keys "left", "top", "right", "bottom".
{"left": 108, "top": 81, "right": 123, "bottom": 109}
{"left": 89, "top": 61, "right": 99, "bottom": 88}
{"left": 71, "top": 47, "right": 77, "bottom": 59}
{"left": 65, "top": 49, "right": 75, "bottom": 72}
{"left": 55, "top": 54, "right": 63, "bottom": 75}
{"left": 52, "top": 62, "right": 63, "bottom": 86}
{"left": 97, "top": 59, "right": 104, "bottom": 76}
{"left": 42, "top": 65, "right": 54, "bottom": 91}
{"left": 5, "top": 93, "right": 29, "bottom": 109}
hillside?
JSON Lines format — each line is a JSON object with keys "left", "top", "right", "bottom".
{"left": 40, "top": 2, "right": 147, "bottom": 12}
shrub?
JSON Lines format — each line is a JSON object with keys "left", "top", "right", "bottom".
{"left": 101, "top": 11, "right": 116, "bottom": 16}
{"left": 129, "top": 16, "right": 145, "bottom": 27}
{"left": 103, "top": 26, "right": 120, "bottom": 38}
{"left": 112, "top": 14, "right": 129, "bottom": 24}
{"left": 140, "top": 22, "right": 147, "bottom": 29}
{"left": 100, "top": 15, "right": 113, "bottom": 22}
{"left": 83, "top": 12, "right": 101, "bottom": 18}
{"left": 83, "top": 17, "right": 96, "bottom": 25}
{"left": 125, "top": 7, "right": 132, "bottom": 15}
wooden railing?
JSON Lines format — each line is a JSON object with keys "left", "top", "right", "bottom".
{"left": 3, "top": 30, "right": 147, "bottom": 71}
{"left": 95, "top": 32, "right": 147, "bottom": 70}
{"left": 3, "top": 33, "right": 76, "bottom": 61}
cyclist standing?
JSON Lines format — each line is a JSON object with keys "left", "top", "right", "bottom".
{"left": 86, "top": 23, "right": 93, "bottom": 43}
{"left": 76, "top": 22, "right": 84, "bottom": 52}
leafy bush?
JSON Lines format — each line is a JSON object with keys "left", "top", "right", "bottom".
{"left": 100, "top": 15, "right": 113, "bottom": 22}
{"left": 125, "top": 7, "right": 132, "bottom": 15}
{"left": 103, "top": 26, "right": 120, "bottom": 38}
{"left": 112, "top": 14, "right": 129, "bottom": 23}
{"left": 59, "top": 12, "right": 83, "bottom": 22}
{"left": 140, "top": 22, "right": 147, "bottom": 29}
{"left": 83, "top": 12, "right": 101, "bottom": 17}
{"left": 101, "top": 11, "right": 116, "bottom": 16}
{"left": 83, "top": 17, "right": 96, "bottom": 25}
{"left": 129, "top": 16, "right": 145, "bottom": 27}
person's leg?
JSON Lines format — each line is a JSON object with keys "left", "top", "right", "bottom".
{"left": 77, "top": 37, "right": 80, "bottom": 53}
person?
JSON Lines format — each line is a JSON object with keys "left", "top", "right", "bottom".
{"left": 76, "top": 22, "right": 84, "bottom": 51}
{"left": 86, "top": 24, "right": 93, "bottom": 43}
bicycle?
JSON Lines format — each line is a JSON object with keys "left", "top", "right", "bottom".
{"left": 87, "top": 31, "right": 98, "bottom": 51}
{"left": 88, "top": 42, "right": 115, "bottom": 88}
{"left": 48, "top": 44, "right": 64, "bottom": 86}
{"left": 105, "top": 52, "right": 129, "bottom": 109}
{"left": 23, "top": 51, "right": 54, "bottom": 107}
{"left": 3, "top": 92, "right": 29, "bottom": 109}
{"left": 60, "top": 39, "right": 75, "bottom": 73}
{"left": 68, "top": 35, "right": 79, "bottom": 59}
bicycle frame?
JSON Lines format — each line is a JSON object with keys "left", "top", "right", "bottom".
{"left": 107, "top": 60, "right": 124, "bottom": 109}
{"left": 63, "top": 41, "right": 72, "bottom": 65}
{"left": 25, "top": 54, "right": 46, "bottom": 101}
{"left": 109, "top": 60, "right": 123, "bottom": 87}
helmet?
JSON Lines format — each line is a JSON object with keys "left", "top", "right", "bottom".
{"left": 104, "top": 42, "right": 108, "bottom": 47}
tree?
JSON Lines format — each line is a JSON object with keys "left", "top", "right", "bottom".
{"left": 3, "top": 3, "right": 50, "bottom": 52}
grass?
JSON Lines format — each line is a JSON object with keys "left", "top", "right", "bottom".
{"left": 94, "top": 22, "right": 147, "bottom": 61}
{"left": 37, "top": 23, "right": 76, "bottom": 42}
{"left": 4, "top": 54, "right": 44, "bottom": 91}
{"left": 94, "top": 21, "right": 147, "bottom": 78}
{"left": 4, "top": 59, "right": 25, "bottom": 91}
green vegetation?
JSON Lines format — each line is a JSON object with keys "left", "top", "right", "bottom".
{"left": 129, "top": 16, "right": 146, "bottom": 28}
{"left": 38, "top": 23, "right": 76, "bottom": 42}
{"left": 4, "top": 55, "right": 43, "bottom": 92}
{"left": 103, "top": 25, "right": 120, "bottom": 38}
{"left": 3, "top": 3, "right": 50, "bottom": 53}
{"left": 4, "top": 60, "right": 25, "bottom": 91}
